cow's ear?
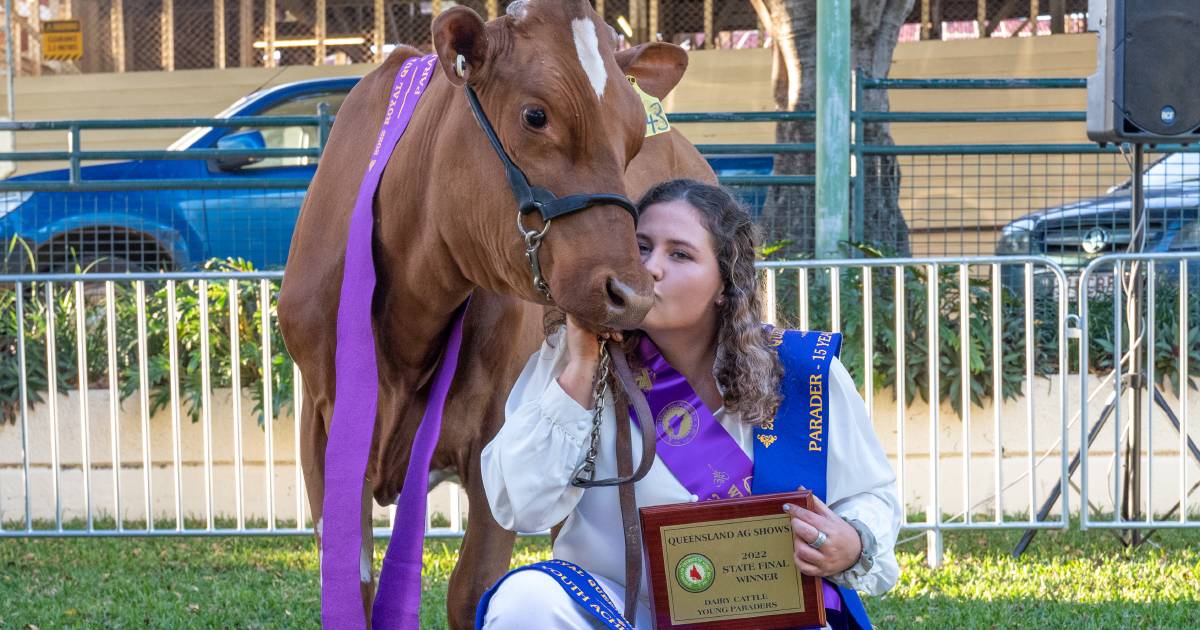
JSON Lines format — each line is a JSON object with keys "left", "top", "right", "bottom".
{"left": 615, "top": 42, "right": 688, "bottom": 99}
{"left": 433, "top": 6, "right": 489, "bottom": 87}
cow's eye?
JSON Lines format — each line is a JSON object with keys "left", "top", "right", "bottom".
{"left": 523, "top": 107, "right": 548, "bottom": 129}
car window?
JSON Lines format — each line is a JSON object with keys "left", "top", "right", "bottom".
{"left": 235, "top": 91, "right": 348, "bottom": 169}
{"left": 1143, "top": 152, "right": 1200, "bottom": 187}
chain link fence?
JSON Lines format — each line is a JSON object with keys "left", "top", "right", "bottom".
{"left": 5, "top": 1, "right": 1109, "bottom": 77}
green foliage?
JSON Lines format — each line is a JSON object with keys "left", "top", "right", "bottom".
{"left": 1, "top": 256, "right": 293, "bottom": 426}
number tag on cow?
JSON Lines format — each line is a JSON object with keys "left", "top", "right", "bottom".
{"left": 628, "top": 76, "right": 671, "bottom": 138}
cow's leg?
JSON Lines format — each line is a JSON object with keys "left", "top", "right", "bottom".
{"left": 445, "top": 450, "right": 517, "bottom": 630}
{"left": 361, "top": 479, "right": 377, "bottom": 624}
{"left": 300, "top": 384, "right": 383, "bottom": 621}
{"left": 301, "top": 386, "right": 328, "bottom": 551}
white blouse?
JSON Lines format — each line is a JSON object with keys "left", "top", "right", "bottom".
{"left": 481, "top": 328, "right": 901, "bottom": 604}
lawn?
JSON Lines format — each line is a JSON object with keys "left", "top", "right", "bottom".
{"left": 1, "top": 525, "right": 1197, "bottom": 628}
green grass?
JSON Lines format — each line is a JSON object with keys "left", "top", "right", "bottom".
{"left": 0, "top": 526, "right": 1197, "bottom": 628}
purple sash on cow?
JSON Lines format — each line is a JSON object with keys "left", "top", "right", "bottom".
{"left": 324, "top": 54, "right": 470, "bottom": 630}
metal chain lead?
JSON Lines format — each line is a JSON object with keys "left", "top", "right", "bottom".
{"left": 572, "top": 339, "right": 610, "bottom": 486}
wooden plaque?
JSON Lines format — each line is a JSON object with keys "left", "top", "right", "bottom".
{"left": 639, "top": 490, "right": 825, "bottom": 630}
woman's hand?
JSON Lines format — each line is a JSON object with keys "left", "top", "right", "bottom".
{"left": 557, "top": 316, "right": 622, "bottom": 408}
{"left": 784, "top": 490, "right": 862, "bottom": 577}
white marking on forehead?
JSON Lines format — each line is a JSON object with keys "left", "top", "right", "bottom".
{"left": 572, "top": 18, "right": 607, "bottom": 99}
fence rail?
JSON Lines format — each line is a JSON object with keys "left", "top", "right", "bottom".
{"left": 6, "top": 75, "right": 1195, "bottom": 271}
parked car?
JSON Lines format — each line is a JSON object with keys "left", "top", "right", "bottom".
{"left": 996, "top": 152, "right": 1200, "bottom": 290}
{"left": 0, "top": 78, "right": 773, "bottom": 274}
{"left": 0, "top": 77, "right": 357, "bottom": 273}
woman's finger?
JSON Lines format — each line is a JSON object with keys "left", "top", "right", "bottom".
{"left": 789, "top": 506, "right": 828, "bottom": 532}
{"left": 793, "top": 539, "right": 825, "bottom": 566}
{"left": 790, "top": 516, "right": 824, "bottom": 546}
{"left": 793, "top": 556, "right": 823, "bottom": 577}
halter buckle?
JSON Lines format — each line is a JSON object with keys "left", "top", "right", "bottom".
{"left": 518, "top": 212, "right": 552, "bottom": 299}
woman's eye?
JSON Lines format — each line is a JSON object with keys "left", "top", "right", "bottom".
{"left": 671, "top": 250, "right": 691, "bottom": 260}
{"left": 523, "top": 107, "right": 548, "bottom": 129}
{"left": 637, "top": 242, "right": 650, "bottom": 253}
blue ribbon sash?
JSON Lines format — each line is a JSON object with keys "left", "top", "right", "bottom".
{"left": 475, "top": 560, "right": 634, "bottom": 629}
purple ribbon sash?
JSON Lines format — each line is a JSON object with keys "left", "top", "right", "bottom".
{"left": 634, "top": 335, "right": 841, "bottom": 613}
{"left": 323, "top": 54, "right": 454, "bottom": 630}
{"left": 635, "top": 336, "right": 753, "bottom": 500}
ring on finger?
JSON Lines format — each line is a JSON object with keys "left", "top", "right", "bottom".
{"left": 808, "top": 529, "right": 828, "bottom": 550}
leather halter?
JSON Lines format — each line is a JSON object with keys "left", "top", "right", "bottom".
{"left": 463, "top": 83, "right": 640, "bottom": 299}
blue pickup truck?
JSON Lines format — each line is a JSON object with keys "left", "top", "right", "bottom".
{"left": 0, "top": 77, "right": 353, "bottom": 273}
{"left": 0, "top": 77, "right": 768, "bottom": 273}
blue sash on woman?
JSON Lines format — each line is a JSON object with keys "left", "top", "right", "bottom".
{"left": 476, "top": 329, "right": 873, "bottom": 629}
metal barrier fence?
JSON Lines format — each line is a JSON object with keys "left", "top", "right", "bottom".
{"left": 1077, "top": 253, "right": 1200, "bottom": 531}
{"left": 0, "top": 270, "right": 464, "bottom": 539}
{"left": 0, "top": 258, "right": 1076, "bottom": 536}
{"left": 3, "top": 255, "right": 1198, "bottom": 567}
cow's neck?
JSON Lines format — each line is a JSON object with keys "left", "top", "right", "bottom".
{"left": 369, "top": 78, "right": 512, "bottom": 389}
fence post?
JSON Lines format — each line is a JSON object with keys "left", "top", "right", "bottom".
{"left": 317, "top": 102, "right": 331, "bottom": 158}
{"left": 238, "top": 0, "right": 252, "bottom": 67}
{"left": 920, "top": 0, "right": 931, "bottom": 40}
{"left": 29, "top": 0, "right": 40, "bottom": 76}
{"left": 926, "top": 510, "right": 944, "bottom": 568}
{"left": 161, "top": 0, "right": 175, "bottom": 71}
{"left": 702, "top": 0, "right": 713, "bottom": 49}
{"left": 264, "top": 0, "right": 276, "bottom": 68}
{"left": 816, "top": 0, "right": 850, "bottom": 259}
{"left": 852, "top": 68, "right": 865, "bottom": 246}
{"left": 648, "top": 0, "right": 658, "bottom": 41}
{"left": 315, "top": 0, "right": 326, "bottom": 65}
{"left": 375, "top": 0, "right": 388, "bottom": 63}
{"left": 213, "top": 0, "right": 226, "bottom": 69}
{"left": 5, "top": 0, "right": 15, "bottom": 115}
{"left": 67, "top": 124, "right": 80, "bottom": 184}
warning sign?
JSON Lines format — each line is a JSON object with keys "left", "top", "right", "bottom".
{"left": 42, "top": 19, "right": 82, "bottom": 61}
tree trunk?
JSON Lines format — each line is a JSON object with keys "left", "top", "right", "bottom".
{"left": 752, "top": 0, "right": 914, "bottom": 257}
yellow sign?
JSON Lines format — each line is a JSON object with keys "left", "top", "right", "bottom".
{"left": 42, "top": 20, "right": 83, "bottom": 61}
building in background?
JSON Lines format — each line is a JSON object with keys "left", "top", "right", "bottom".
{"left": 0, "top": 0, "right": 1088, "bottom": 76}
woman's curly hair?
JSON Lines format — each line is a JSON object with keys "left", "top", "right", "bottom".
{"left": 633, "top": 180, "right": 781, "bottom": 425}
{"left": 544, "top": 180, "right": 781, "bottom": 424}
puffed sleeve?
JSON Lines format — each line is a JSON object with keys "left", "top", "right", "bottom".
{"left": 824, "top": 357, "right": 902, "bottom": 596}
{"left": 481, "top": 327, "right": 600, "bottom": 533}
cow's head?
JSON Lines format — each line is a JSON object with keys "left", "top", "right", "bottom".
{"left": 432, "top": 0, "right": 681, "bottom": 329}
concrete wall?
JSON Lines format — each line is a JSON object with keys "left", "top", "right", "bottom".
{"left": 4, "top": 376, "right": 1197, "bottom": 527}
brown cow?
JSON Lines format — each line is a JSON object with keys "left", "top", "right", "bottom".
{"left": 278, "top": 1, "right": 705, "bottom": 625}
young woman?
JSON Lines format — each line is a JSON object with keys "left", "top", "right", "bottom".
{"left": 477, "top": 180, "right": 900, "bottom": 629}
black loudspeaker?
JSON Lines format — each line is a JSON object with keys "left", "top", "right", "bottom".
{"left": 1087, "top": 0, "right": 1200, "bottom": 144}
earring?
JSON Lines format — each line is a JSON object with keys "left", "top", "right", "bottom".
{"left": 454, "top": 54, "right": 467, "bottom": 78}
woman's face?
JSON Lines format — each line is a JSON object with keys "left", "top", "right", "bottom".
{"left": 636, "top": 199, "right": 724, "bottom": 337}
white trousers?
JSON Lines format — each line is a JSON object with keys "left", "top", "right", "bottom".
{"left": 481, "top": 569, "right": 655, "bottom": 629}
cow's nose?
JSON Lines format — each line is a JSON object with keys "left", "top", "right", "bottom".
{"left": 604, "top": 275, "right": 653, "bottom": 328}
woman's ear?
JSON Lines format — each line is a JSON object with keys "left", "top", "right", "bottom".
{"left": 433, "top": 6, "right": 489, "bottom": 86}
